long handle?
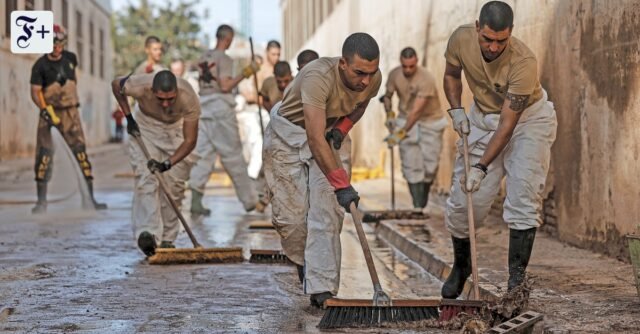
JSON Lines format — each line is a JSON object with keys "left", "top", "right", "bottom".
{"left": 390, "top": 147, "right": 395, "bottom": 211}
{"left": 462, "top": 133, "right": 480, "bottom": 300}
{"left": 133, "top": 135, "right": 202, "bottom": 248}
{"left": 249, "top": 37, "right": 265, "bottom": 138}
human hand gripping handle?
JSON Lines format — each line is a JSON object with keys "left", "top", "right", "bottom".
{"left": 383, "top": 128, "right": 406, "bottom": 147}
{"left": 242, "top": 61, "right": 261, "bottom": 79}
{"left": 325, "top": 117, "right": 354, "bottom": 150}
{"left": 460, "top": 163, "right": 487, "bottom": 193}
{"left": 147, "top": 159, "right": 172, "bottom": 174}
{"left": 126, "top": 113, "right": 141, "bottom": 137}
{"left": 447, "top": 107, "right": 470, "bottom": 136}
{"left": 327, "top": 169, "right": 360, "bottom": 213}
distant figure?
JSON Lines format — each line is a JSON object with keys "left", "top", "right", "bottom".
{"left": 134, "top": 36, "right": 165, "bottom": 74}
{"left": 112, "top": 107, "right": 125, "bottom": 142}
{"left": 296, "top": 49, "right": 319, "bottom": 70}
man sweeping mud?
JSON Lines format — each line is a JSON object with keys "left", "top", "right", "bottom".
{"left": 29, "top": 24, "right": 106, "bottom": 214}
{"left": 441, "top": 1, "right": 557, "bottom": 298}
{"left": 263, "top": 33, "right": 381, "bottom": 307}
{"left": 189, "top": 24, "right": 261, "bottom": 215}
{"left": 111, "top": 70, "right": 200, "bottom": 256}
{"left": 382, "top": 47, "right": 447, "bottom": 211}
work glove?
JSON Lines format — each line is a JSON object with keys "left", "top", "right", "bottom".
{"left": 325, "top": 128, "right": 345, "bottom": 150}
{"left": 147, "top": 159, "right": 172, "bottom": 174}
{"left": 385, "top": 111, "right": 397, "bottom": 131}
{"left": 125, "top": 114, "right": 141, "bottom": 137}
{"left": 460, "top": 163, "right": 487, "bottom": 193}
{"left": 383, "top": 128, "right": 407, "bottom": 147}
{"left": 242, "top": 61, "right": 260, "bottom": 79}
{"left": 447, "top": 107, "right": 470, "bottom": 136}
{"left": 335, "top": 186, "right": 360, "bottom": 213}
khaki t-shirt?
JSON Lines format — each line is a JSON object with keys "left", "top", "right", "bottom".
{"left": 385, "top": 66, "right": 442, "bottom": 121}
{"left": 198, "top": 49, "right": 234, "bottom": 96}
{"left": 260, "top": 76, "right": 283, "bottom": 105}
{"left": 444, "top": 24, "right": 543, "bottom": 114}
{"left": 278, "top": 57, "right": 382, "bottom": 127}
{"left": 123, "top": 73, "right": 201, "bottom": 124}
{"left": 133, "top": 61, "right": 165, "bottom": 75}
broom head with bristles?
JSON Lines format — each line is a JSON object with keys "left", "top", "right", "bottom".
{"left": 248, "top": 221, "right": 275, "bottom": 230}
{"left": 148, "top": 247, "right": 244, "bottom": 265}
{"left": 318, "top": 298, "right": 441, "bottom": 329}
{"left": 361, "top": 210, "right": 429, "bottom": 223}
{"left": 438, "top": 298, "right": 484, "bottom": 322}
{"left": 249, "top": 249, "right": 292, "bottom": 264}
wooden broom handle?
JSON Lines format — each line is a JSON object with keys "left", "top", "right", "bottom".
{"left": 249, "top": 37, "right": 264, "bottom": 138}
{"left": 462, "top": 133, "right": 480, "bottom": 300}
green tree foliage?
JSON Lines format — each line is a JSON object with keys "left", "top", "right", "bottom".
{"left": 111, "top": 0, "right": 205, "bottom": 75}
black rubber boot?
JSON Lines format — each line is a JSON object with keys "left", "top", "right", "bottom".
{"left": 296, "top": 264, "right": 304, "bottom": 284}
{"left": 408, "top": 182, "right": 426, "bottom": 209}
{"left": 422, "top": 181, "right": 432, "bottom": 208}
{"left": 159, "top": 241, "right": 175, "bottom": 249}
{"left": 190, "top": 188, "right": 211, "bottom": 216}
{"left": 508, "top": 228, "right": 537, "bottom": 290}
{"left": 86, "top": 179, "right": 107, "bottom": 210}
{"left": 310, "top": 291, "right": 333, "bottom": 309}
{"left": 137, "top": 231, "right": 157, "bottom": 256}
{"left": 32, "top": 181, "right": 48, "bottom": 214}
{"left": 441, "top": 236, "right": 472, "bottom": 299}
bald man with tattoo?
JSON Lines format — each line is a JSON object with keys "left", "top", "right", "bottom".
{"left": 441, "top": 1, "right": 557, "bottom": 298}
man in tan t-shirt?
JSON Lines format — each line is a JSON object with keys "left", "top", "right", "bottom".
{"left": 441, "top": 1, "right": 557, "bottom": 298}
{"left": 260, "top": 61, "right": 293, "bottom": 113}
{"left": 111, "top": 71, "right": 200, "bottom": 257}
{"left": 382, "top": 47, "right": 447, "bottom": 210}
{"left": 133, "top": 36, "right": 165, "bottom": 75}
{"left": 189, "top": 24, "right": 261, "bottom": 216}
{"left": 263, "top": 33, "right": 382, "bottom": 307}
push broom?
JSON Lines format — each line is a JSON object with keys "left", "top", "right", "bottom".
{"left": 133, "top": 135, "right": 244, "bottom": 265}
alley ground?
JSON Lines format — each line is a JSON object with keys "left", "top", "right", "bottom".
{"left": 0, "top": 143, "right": 639, "bottom": 333}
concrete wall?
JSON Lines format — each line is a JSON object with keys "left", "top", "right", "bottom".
{"left": 0, "top": 0, "right": 114, "bottom": 161}
{"left": 283, "top": 0, "right": 640, "bottom": 259}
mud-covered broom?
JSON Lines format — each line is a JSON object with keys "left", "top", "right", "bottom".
{"left": 132, "top": 135, "right": 243, "bottom": 265}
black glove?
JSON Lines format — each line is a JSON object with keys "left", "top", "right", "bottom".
{"left": 325, "top": 128, "right": 345, "bottom": 150}
{"left": 147, "top": 159, "right": 172, "bottom": 173}
{"left": 335, "top": 186, "right": 360, "bottom": 213}
{"left": 39, "top": 108, "right": 53, "bottom": 126}
{"left": 126, "top": 114, "right": 140, "bottom": 137}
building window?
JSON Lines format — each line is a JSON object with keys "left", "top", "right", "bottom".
{"left": 76, "top": 10, "right": 83, "bottom": 69}
{"left": 89, "top": 21, "right": 95, "bottom": 75}
{"left": 99, "top": 28, "right": 105, "bottom": 79}
{"left": 62, "top": 0, "right": 68, "bottom": 30}
{"left": 44, "top": 0, "right": 52, "bottom": 11}
{"left": 25, "top": 0, "right": 35, "bottom": 10}
{"left": 5, "top": 0, "right": 18, "bottom": 37}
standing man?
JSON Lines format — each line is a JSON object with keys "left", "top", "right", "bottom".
{"left": 441, "top": 1, "right": 557, "bottom": 298}
{"left": 260, "top": 61, "right": 293, "bottom": 112}
{"left": 189, "top": 24, "right": 261, "bottom": 215}
{"left": 382, "top": 47, "right": 447, "bottom": 210}
{"left": 29, "top": 24, "right": 107, "bottom": 214}
{"left": 256, "top": 40, "right": 281, "bottom": 87}
{"left": 296, "top": 49, "right": 319, "bottom": 71}
{"left": 134, "top": 36, "right": 164, "bottom": 75}
{"left": 112, "top": 107, "right": 125, "bottom": 142}
{"left": 111, "top": 70, "right": 200, "bottom": 256}
{"left": 263, "top": 33, "right": 381, "bottom": 307}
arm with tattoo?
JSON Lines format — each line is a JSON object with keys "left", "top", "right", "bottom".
{"left": 477, "top": 93, "right": 528, "bottom": 167}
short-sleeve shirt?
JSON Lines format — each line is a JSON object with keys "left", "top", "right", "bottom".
{"left": 30, "top": 50, "right": 79, "bottom": 108}
{"left": 198, "top": 49, "right": 234, "bottom": 96}
{"left": 133, "top": 61, "right": 165, "bottom": 75}
{"left": 260, "top": 76, "right": 283, "bottom": 104}
{"left": 385, "top": 66, "right": 442, "bottom": 121}
{"left": 444, "top": 24, "right": 543, "bottom": 114}
{"left": 278, "top": 57, "right": 382, "bottom": 127}
{"left": 123, "top": 73, "right": 201, "bottom": 124}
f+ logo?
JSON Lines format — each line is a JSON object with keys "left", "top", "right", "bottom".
{"left": 11, "top": 11, "right": 53, "bottom": 54}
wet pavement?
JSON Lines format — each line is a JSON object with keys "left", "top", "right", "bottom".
{"left": 0, "top": 145, "right": 448, "bottom": 333}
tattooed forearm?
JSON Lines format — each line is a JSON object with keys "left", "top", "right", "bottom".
{"left": 506, "top": 92, "right": 529, "bottom": 112}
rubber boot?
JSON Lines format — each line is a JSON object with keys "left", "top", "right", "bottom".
{"left": 190, "top": 188, "right": 211, "bottom": 216}
{"left": 508, "top": 228, "right": 537, "bottom": 290}
{"left": 32, "top": 181, "right": 48, "bottom": 214}
{"left": 422, "top": 181, "right": 432, "bottom": 208}
{"left": 310, "top": 291, "right": 333, "bottom": 309}
{"left": 159, "top": 241, "right": 175, "bottom": 249}
{"left": 296, "top": 264, "right": 304, "bottom": 284}
{"left": 137, "top": 231, "right": 157, "bottom": 256}
{"left": 441, "top": 236, "right": 472, "bottom": 299}
{"left": 408, "top": 182, "right": 426, "bottom": 209}
{"left": 86, "top": 179, "right": 107, "bottom": 210}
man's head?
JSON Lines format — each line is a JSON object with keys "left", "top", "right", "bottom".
{"left": 266, "top": 40, "right": 281, "bottom": 66}
{"left": 399, "top": 47, "right": 418, "bottom": 78}
{"left": 273, "top": 61, "right": 293, "bottom": 92}
{"left": 170, "top": 59, "right": 185, "bottom": 77}
{"left": 339, "top": 33, "right": 380, "bottom": 92}
{"left": 152, "top": 70, "right": 178, "bottom": 110}
{"left": 296, "top": 49, "right": 319, "bottom": 70}
{"left": 145, "top": 36, "right": 163, "bottom": 63}
{"left": 216, "top": 25, "right": 235, "bottom": 49}
{"left": 476, "top": 1, "right": 513, "bottom": 61}
{"left": 51, "top": 24, "right": 67, "bottom": 57}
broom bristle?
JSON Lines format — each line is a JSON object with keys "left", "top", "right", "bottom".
{"left": 248, "top": 221, "right": 275, "bottom": 229}
{"left": 148, "top": 247, "right": 244, "bottom": 265}
{"left": 249, "top": 249, "right": 291, "bottom": 264}
{"left": 319, "top": 305, "right": 440, "bottom": 329}
{"left": 438, "top": 299, "right": 484, "bottom": 322}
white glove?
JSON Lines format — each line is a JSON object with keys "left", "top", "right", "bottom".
{"left": 460, "top": 164, "right": 487, "bottom": 193}
{"left": 447, "top": 107, "right": 470, "bottom": 136}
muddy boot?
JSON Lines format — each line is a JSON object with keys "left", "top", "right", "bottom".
{"left": 137, "top": 231, "right": 157, "bottom": 256}
{"left": 310, "top": 292, "right": 333, "bottom": 309}
{"left": 508, "top": 228, "right": 537, "bottom": 291}
{"left": 296, "top": 264, "right": 304, "bottom": 284}
{"left": 159, "top": 241, "right": 175, "bottom": 249}
{"left": 190, "top": 188, "right": 211, "bottom": 216}
{"left": 408, "top": 182, "right": 426, "bottom": 209}
{"left": 86, "top": 179, "right": 107, "bottom": 210}
{"left": 441, "top": 236, "right": 472, "bottom": 299}
{"left": 31, "top": 182, "right": 48, "bottom": 214}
